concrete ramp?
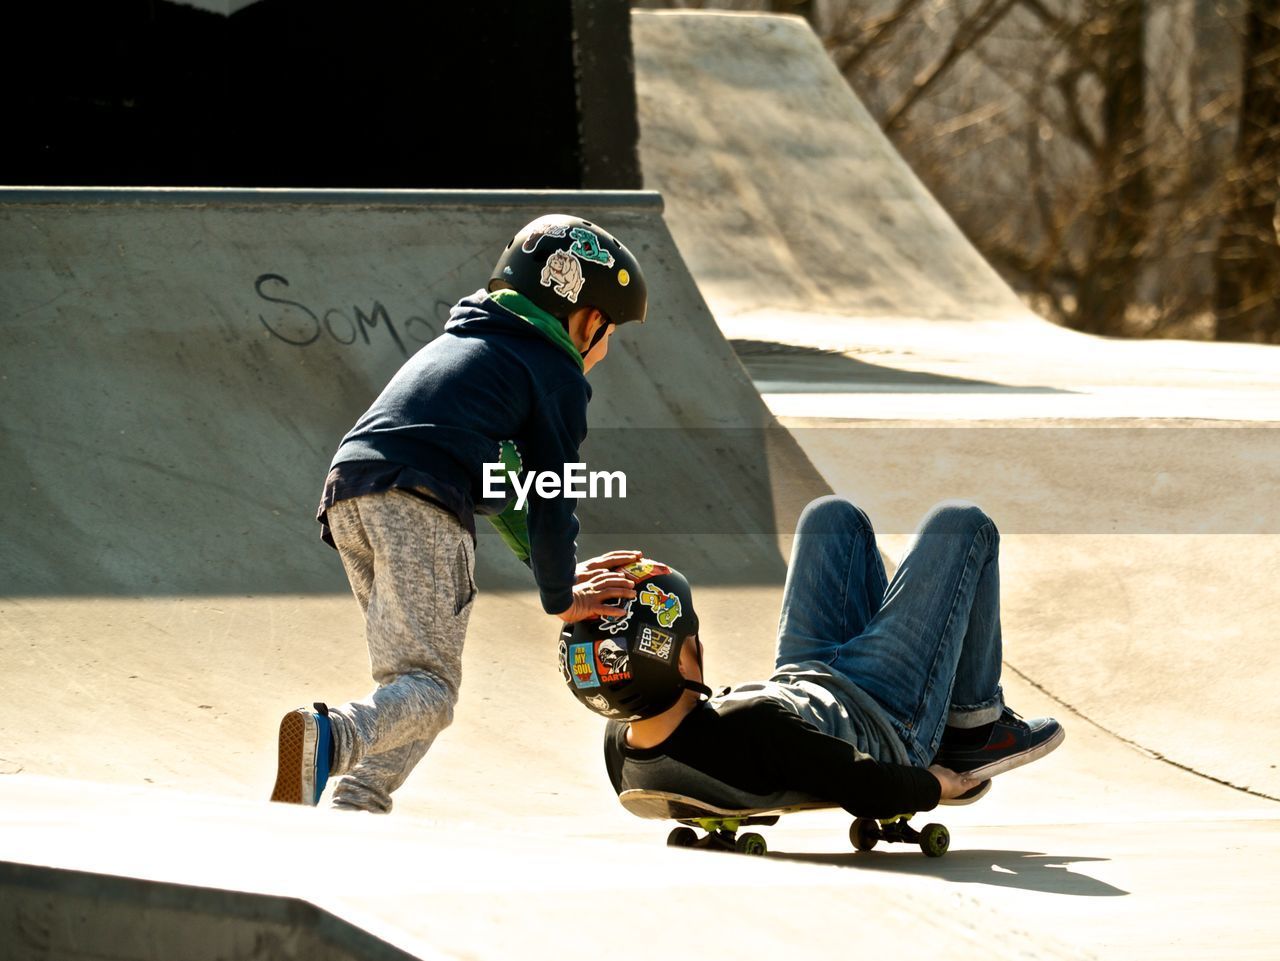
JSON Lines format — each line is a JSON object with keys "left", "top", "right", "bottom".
{"left": 0, "top": 188, "right": 823, "bottom": 596}
{"left": 632, "top": 11, "right": 1280, "bottom": 420}
{"left": 633, "top": 10, "right": 1027, "bottom": 327}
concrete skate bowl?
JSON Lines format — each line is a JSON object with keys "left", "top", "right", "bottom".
{"left": 0, "top": 188, "right": 824, "bottom": 598}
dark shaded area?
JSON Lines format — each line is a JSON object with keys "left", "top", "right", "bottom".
{"left": 2, "top": 0, "right": 639, "bottom": 189}
{"left": 771, "top": 847, "right": 1127, "bottom": 896}
{"left": 730, "top": 340, "right": 1069, "bottom": 394}
{"left": 1072, "top": 0, "right": 1150, "bottom": 337}
{"left": 1214, "top": 1, "right": 1280, "bottom": 343}
{"left": 1, "top": 860, "right": 420, "bottom": 961}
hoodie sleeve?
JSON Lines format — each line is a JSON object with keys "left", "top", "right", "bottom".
{"left": 765, "top": 708, "right": 942, "bottom": 818}
{"left": 522, "top": 379, "right": 589, "bottom": 614}
{"left": 716, "top": 701, "right": 940, "bottom": 817}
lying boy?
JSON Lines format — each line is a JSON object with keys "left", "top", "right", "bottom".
{"left": 561, "top": 496, "right": 1064, "bottom": 817}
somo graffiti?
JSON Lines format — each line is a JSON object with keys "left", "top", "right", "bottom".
{"left": 255, "top": 273, "right": 447, "bottom": 357}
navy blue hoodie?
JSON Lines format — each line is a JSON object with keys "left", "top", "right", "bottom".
{"left": 317, "top": 289, "right": 589, "bottom": 614}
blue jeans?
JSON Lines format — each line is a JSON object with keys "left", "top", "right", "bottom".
{"left": 776, "top": 496, "right": 1005, "bottom": 767}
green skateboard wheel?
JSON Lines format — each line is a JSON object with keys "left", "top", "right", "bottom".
{"left": 735, "top": 832, "right": 768, "bottom": 856}
{"left": 919, "top": 823, "right": 950, "bottom": 857}
{"left": 667, "top": 827, "right": 698, "bottom": 848}
{"left": 850, "top": 818, "right": 879, "bottom": 851}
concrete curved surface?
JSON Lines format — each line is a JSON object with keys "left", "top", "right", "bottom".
{"left": 633, "top": 11, "right": 1028, "bottom": 326}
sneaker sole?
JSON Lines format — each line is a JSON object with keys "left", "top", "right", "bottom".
{"left": 270, "top": 710, "right": 312, "bottom": 805}
{"left": 939, "top": 778, "right": 992, "bottom": 806}
{"left": 962, "top": 725, "right": 1066, "bottom": 781}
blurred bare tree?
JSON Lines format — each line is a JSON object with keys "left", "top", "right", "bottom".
{"left": 1213, "top": 1, "right": 1280, "bottom": 342}
{"left": 635, "top": 0, "right": 1280, "bottom": 343}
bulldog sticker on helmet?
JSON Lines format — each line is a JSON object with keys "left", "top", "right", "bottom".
{"left": 541, "top": 249, "right": 586, "bottom": 303}
{"left": 595, "top": 638, "right": 632, "bottom": 684}
{"left": 639, "top": 583, "right": 682, "bottom": 628}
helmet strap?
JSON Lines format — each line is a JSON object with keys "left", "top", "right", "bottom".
{"left": 581, "top": 316, "right": 613, "bottom": 360}
{"left": 684, "top": 635, "right": 710, "bottom": 700}
{"left": 683, "top": 680, "right": 713, "bottom": 699}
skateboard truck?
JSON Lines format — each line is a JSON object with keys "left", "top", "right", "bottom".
{"left": 665, "top": 815, "right": 776, "bottom": 856}
{"left": 851, "top": 814, "right": 950, "bottom": 857}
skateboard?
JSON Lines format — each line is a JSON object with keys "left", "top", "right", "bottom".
{"left": 619, "top": 789, "right": 950, "bottom": 858}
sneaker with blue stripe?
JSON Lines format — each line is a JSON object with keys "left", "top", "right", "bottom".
{"left": 270, "top": 702, "right": 332, "bottom": 806}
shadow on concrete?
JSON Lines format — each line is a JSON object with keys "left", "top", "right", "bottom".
{"left": 731, "top": 340, "right": 1073, "bottom": 394}
{"left": 0, "top": 861, "right": 417, "bottom": 961}
{"left": 771, "top": 848, "right": 1128, "bottom": 897}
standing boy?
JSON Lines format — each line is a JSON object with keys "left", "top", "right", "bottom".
{"left": 272, "top": 215, "right": 647, "bottom": 813}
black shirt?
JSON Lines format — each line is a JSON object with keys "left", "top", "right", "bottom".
{"left": 605, "top": 696, "right": 941, "bottom": 819}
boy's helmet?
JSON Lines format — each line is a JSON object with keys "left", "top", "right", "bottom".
{"left": 490, "top": 214, "right": 647, "bottom": 326}
{"left": 559, "top": 560, "right": 709, "bottom": 722}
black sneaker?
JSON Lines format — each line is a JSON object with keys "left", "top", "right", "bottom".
{"left": 934, "top": 709, "right": 1064, "bottom": 780}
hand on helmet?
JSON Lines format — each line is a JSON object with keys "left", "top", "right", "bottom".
{"left": 557, "top": 570, "right": 637, "bottom": 623}
{"left": 575, "top": 549, "right": 643, "bottom": 583}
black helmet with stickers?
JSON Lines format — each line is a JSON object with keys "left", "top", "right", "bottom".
{"left": 489, "top": 214, "right": 648, "bottom": 327}
{"left": 558, "top": 560, "right": 710, "bottom": 721}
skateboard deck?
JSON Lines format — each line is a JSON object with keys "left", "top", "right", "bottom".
{"left": 619, "top": 788, "right": 950, "bottom": 857}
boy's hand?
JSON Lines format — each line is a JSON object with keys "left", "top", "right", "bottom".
{"left": 575, "top": 549, "right": 643, "bottom": 582}
{"left": 928, "top": 764, "right": 984, "bottom": 801}
{"left": 557, "top": 570, "right": 637, "bottom": 623}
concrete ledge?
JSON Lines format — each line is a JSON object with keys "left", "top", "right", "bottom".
{"left": 0, "top": 187, "right": 664, "bottom": 210}
{"left": 2, "top": 861, "right": 420, "bottom": 961}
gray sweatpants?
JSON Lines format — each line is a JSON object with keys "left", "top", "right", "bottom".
{"left": 323, "top": 489, "right": 476, "bottom": 813}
